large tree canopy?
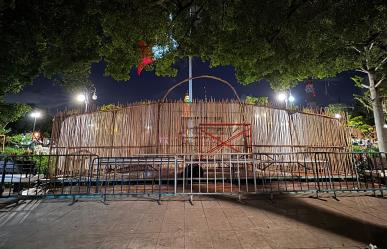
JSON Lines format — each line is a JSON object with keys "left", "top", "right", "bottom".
{"left": 1, "top": 0, "right": 385, "bottom": 94}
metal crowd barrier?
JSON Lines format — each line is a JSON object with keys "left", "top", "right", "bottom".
{"left": 1, "top": 152, "right": 386, "bottom": 200}
{"left": 0, "top": 154, "right": 98, "bottom": 198}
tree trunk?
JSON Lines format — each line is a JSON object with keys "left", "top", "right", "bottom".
{"left": 369, "top": 72, "right": 387, "bottom": 152}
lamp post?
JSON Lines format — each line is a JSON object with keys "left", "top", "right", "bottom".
{"left": 30, "top": 111, "right": 42, "bottom": 133}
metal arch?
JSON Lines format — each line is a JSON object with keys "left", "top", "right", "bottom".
{"left": 161, "top": 75, "right": 241, "bottom": 103}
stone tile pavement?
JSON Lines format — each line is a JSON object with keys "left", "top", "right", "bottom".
{"left": 0, "top": 195, "right": 386, "bottom": 249}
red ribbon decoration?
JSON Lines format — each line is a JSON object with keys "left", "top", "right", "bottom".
{"left": 137, "top": 40, "right": 154, "bottom": 75}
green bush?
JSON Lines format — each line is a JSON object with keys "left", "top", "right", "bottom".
{"left": 348, "top": 115, "right": 373, "bottom": 138}
{"left": 2, "top": 147, "right": 49, "bottom": 174}
{"left": 351, "top": 144, "right": 379, "bottom": 153}
{"left": 325, "top": 104, "right": 346, "bottom": 117}
{"left": 3, "top": 146, "right": 29, "bottom": 155}
{"left": 32, "top": 155, "right": 49, "bottom": 174}
{"left": 8, "top": 133, "right": 32, "bottom": 146}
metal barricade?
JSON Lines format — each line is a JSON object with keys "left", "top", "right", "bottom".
{"left": 0, "top": 154, "right": 98, "bottom": 198}
{"left": 1, "top": 152, "right": 386, "bottom": 200}
{"left": 173, "top": 152, "right": 387, "bottom": 197}
{"left": 92, "top": 156, "right": 176, "bottom": 199}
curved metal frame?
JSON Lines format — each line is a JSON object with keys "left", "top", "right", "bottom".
{"left": 161, "top": 75, "right": 241, "bottom": 103}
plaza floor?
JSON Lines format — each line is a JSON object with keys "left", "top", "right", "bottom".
{"left": 0, "top": 195, "right": 386, "bottom": 249}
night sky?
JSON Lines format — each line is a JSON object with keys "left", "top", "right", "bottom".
{"left": 5, "top": 58, "right": 362, "bottom": 114}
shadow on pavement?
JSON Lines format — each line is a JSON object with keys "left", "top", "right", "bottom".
{"left": 213, "top": 194, "right": 387, "bottom": 248}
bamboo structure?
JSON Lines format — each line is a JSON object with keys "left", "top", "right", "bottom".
{"left": 51, "top": 100, "right": 350, "bottom": 157}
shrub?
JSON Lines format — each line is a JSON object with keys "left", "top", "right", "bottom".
{"left": 32, "top": 155, "right": 49, "bottom": 174}
{"left": 3, "top": 146, "right": 29, "bottom": 155}
{"left": 245, "top": 96, "right": 269, "bottom": 105}
{"left": 352, "top": 144, "right": 379, "bottom": 153}
{"left": 100, "top": 104, "right": 120, "bottom": 112}
{"left": 8, "top": 133, "right": 32, "bottom": 146}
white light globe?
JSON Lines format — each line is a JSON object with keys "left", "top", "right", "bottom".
{"left": 334, "top": 113, "right": 342, "bottom": 119}
{"left": 383, "top": 124, "right": 387, "bottom": 128}
{"left": 76, "top": 94, "right": 86, "bottom": 102}
{"left": 30, "top": 112, "right": 42, "bottom": 118}
{"left": 277, "top": 93, "right": 287, "bottom": 102}
{"left": 288, "top": 95, "right": 295, "bottom": 102}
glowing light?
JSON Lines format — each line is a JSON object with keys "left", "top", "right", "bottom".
{"left": 30, "top": 111, "right": 42, "bottom": 118}
{"left": 288, "top": 95, "right": 295, "bottom": 102}
{"left": 92, "top": 92, "right": 98, "bottom": 100}
{"left": 277, "top": 93, "right": 287, "bottom": 102}
{"left": 384, "top": 124, "right": 387, "bottom": 128}
{"left": 33, "top": 132, "right": 40, "bottom": 138}
{"left": 334, "top": 113, "right": 342, "bottom": 119}
{"left": 76, "top": 94, "right": 86, "bottom": 102}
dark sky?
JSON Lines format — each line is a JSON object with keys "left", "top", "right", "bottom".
{"left": 5, "top": 58, "right": 362, "bottom": 114}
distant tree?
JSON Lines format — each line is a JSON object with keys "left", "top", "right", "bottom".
{"left": 348, "top": 115, "right": 374, "bottom": 138}
{"left": 350, "top": 99, "right": 374, "bottom": 126}
{"left": 325, "top": 104, "right": 347, "bottom": 117}
{"left": 99, "top": 104, "right": 121, "bottom": 112}
{"left": 0, "top": 103, "right": 31, "bottom": 134}
{"left": 245, "top": 96, "right": 269, "bottom": 105}
{"left": 349, "top": 43, "right": 387, "bottom": 151}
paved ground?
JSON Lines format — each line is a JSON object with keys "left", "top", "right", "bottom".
{"left": 0, "top": 195, "right": 386, "bottom": 249}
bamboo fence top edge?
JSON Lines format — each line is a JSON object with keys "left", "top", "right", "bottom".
{"left": 54, "top": 100, "right": 341, "bottom": 121}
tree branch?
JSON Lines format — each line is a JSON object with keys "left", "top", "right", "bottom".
{"left": 369, "top": 42, "right": 374, "bottom": 51}
{"left": 361, "top": 84, "right": 370, "bottom": 89}
{"left": 356, "top": 68, "right": 368, "bottom": 74}
{"left": 365, "top": 55, "right": 370, "bottom": 70}
{"left": 352, "top": 46, "right": 361, "bottom": 53}
{"left": 354, "top": 95, "right": 372, "bottom": 111}
{"left": 375, "top": 75, "right": 385, "bottom": 88}
{"left": 375, "top": 56, "right": 387, "bottom": 71}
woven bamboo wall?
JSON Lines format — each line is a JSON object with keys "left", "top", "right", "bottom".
{"left": 51, "top": 100, "right": 350, "bottom": 157}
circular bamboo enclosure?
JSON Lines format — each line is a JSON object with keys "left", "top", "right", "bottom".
{"left": 51, "top": 100, "right": 350, "bottom": 157}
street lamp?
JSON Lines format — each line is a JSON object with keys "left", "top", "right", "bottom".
{"left": 76, "top": 89, "right": 97, "bottom": 112}
{"left": 30, "top": 111, "right": 42, "bottom": 132}
{"left": 277, "top": 92, "right": 295, "bottom": 108}
{"left": 277, "top": 92, "right": 287, "bottom": 102}
{"left": 76, "top": 93, "right": 86, "bottom": 102}
{"left": 91, "top": 91, "right": 98, "bottom": 100}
